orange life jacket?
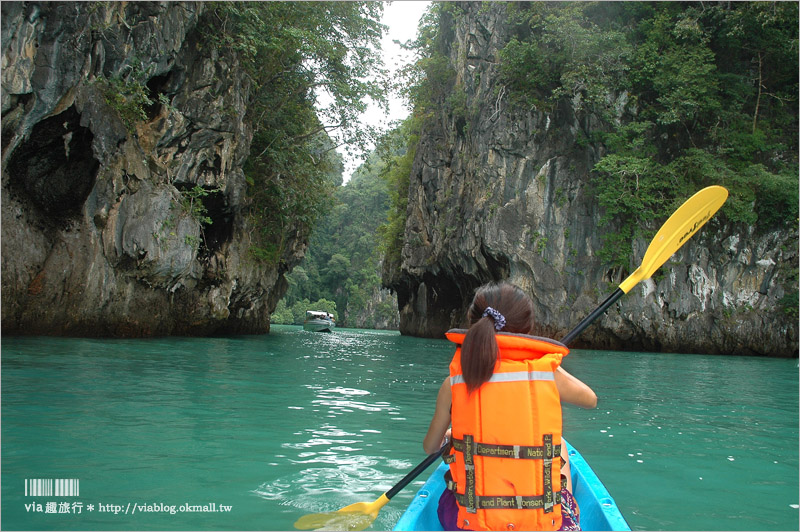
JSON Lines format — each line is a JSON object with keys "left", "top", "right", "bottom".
{"left": 445, "top": 328, "right": 569, "bottom": 531}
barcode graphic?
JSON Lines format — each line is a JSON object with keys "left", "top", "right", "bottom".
{"left": 25, "top": 479, "right": 80, "bottom": 497}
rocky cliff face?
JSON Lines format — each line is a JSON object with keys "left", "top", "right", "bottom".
{"left": 345, "top": 287, "right": 399, "bottom": 331}
{"left": 384, "top": 3, "right": 798, "bottom": 357}
{"left": 2, "top": 2, "right": 304, "bottom": 336}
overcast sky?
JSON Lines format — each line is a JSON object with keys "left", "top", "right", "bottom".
{"left": 343, "top": 1, "right": 431, "bottom": 182}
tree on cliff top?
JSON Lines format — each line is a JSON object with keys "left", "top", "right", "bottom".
{"left": 201, "top": 1, "right": 387, "bottom": 264}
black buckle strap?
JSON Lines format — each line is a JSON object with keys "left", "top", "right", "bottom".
{"left": 444, "top": 469, "right": 458, "bottom": 492}
{"left": 442, "top": 440, "right": 456, "bottom": 464}
{"left": 454, "top": 490, "right": 563, "bottom": 510}
{"left": 450, "top": 437, "right": 561, "bottom": 461}
{"left": 543, "top": 434, "right": 555, "bottom": 513}
{"left": 463, "top": 434, "right": 477, "bottom": 514}
{"left": 449, "top": 433, "right": 562, "bottom": 514}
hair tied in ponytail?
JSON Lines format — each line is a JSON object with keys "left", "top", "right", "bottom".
{"left": 482, "top": 307, "right": 506, "bottom": 331}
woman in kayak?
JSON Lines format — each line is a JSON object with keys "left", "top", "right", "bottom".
{"left": 423, "top": 282, "right": 597, "bottom": 531}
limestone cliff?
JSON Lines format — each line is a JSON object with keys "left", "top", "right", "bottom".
{"left": 2, "top": 2, "right": 304, "bottom": 336}
{"left": 384, "top": 3, "right": 798, "bottom": 356}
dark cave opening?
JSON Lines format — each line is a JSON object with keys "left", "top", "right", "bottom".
{"left": 175, "top": 183, "right": 233, "bottom": 256}
{"left": 144, "top": 72, "right": 173, "bottom": 120}
{"left": 200, "top": 187, "right": 233, "bottom": 255}
{"left": 6, "top": 105, "right": 99, "bottom": 224}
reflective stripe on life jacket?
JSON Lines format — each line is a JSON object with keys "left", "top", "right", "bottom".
{"left": 445, "top": 329, "right": 568, "bottom": 531}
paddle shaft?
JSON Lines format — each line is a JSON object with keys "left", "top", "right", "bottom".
{"left": 385, "top": 444, "right": 447, "bottom": 500}
{"left": 560, "top": 288, "right": 623, "bottom": 346}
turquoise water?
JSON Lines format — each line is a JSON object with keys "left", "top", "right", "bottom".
{"left": 2, "top": 327, "right": 798, "bottom": 531}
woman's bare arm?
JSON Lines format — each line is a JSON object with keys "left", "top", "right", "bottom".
{"left": 555, "top": 366, "right": 597, "bottom": 409}
{"left": 422, "top": 376, "right": 453, "bottom": 454}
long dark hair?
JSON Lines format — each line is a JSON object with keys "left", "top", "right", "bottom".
{"left": 460, "top": 282, "right": 534, "bottom": 392}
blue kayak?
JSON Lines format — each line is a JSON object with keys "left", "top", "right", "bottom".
{"left": 393, "top": 439, "right": 630, "bottom": 531}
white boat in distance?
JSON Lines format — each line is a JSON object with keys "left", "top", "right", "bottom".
{"left": 303, "top": 310, "right": 335, "bottom": 332}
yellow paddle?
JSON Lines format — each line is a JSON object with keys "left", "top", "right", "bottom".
{"left": 561, "top": 185, "right": 728, "bottom": 345}
{"left": 293, "top": 185, "right": 728, "bottom": 529}
{"left": 294, "top": 445, "right": 446, "bottom": 530}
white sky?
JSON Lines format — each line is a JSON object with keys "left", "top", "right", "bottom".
{"left": 341, "top": 1, "right": 431, "bottom": 182}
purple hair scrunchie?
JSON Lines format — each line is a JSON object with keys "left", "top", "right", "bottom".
{"left": 482, "top": 306, "right": 506, "bottom": 331}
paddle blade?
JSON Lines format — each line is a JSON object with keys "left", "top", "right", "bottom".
{"left": 293, "top": 494, "right": 390, "bottom": 531}
{"left": 619, "top": 185, "right": 728, "bottom": 294}
{"left": 293, "top": 510, "right": 375, "bottom": 531}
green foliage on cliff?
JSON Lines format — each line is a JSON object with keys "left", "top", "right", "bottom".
{"left": 397, "top": 3, "right": 459, "bottom": 123}
{"left": 376, "top": 3, "right": 452, "bottom": 265}
{"left": 96, "top": 73, "right": 154, "bottom": 133}
{"left": 199, "top": 1, "right": 387, "bottom": 265}
{"left": 498, "top": 1, "right": 798, "bottom": 265}
{"left": 376, "top": 121, "right": 418, "bottom": 270}
{"left": 501, "top": 2, "right": 631, "bottom": 114}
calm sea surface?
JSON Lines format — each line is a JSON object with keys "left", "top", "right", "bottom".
{"left": 2, "top": 327, "right": 798, "bottom": 531}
